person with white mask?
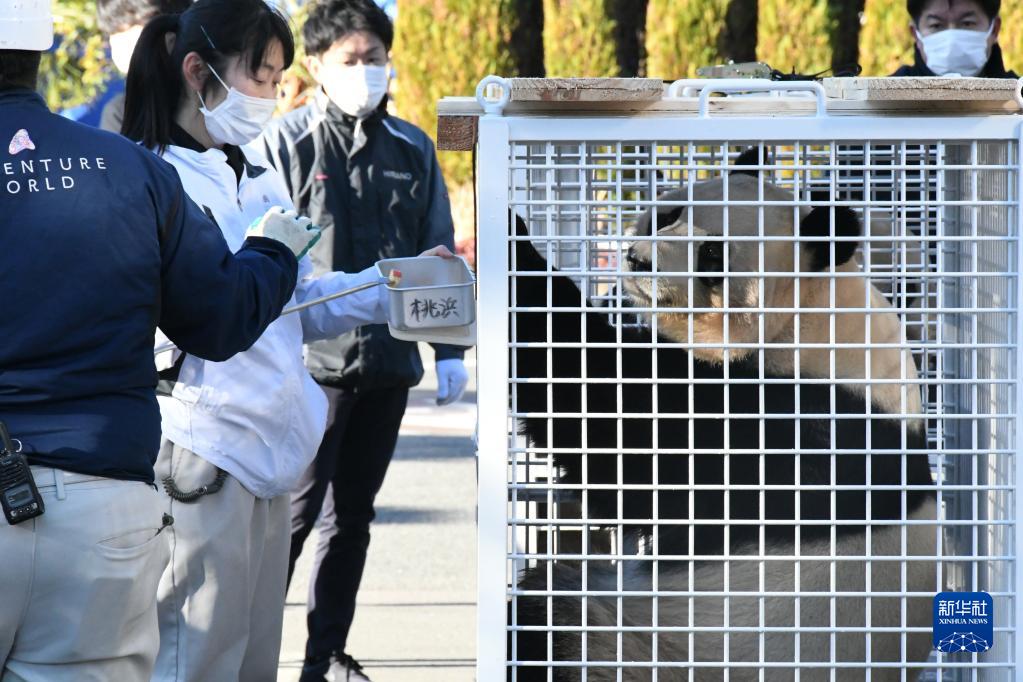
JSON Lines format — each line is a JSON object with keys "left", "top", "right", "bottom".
{"left": 893, "top": 0, "right": 1017, "bottom": 77}
{"left": 120, "top": 1, "right": 454, "bottom": 680}
{"left": 95, "top": 0, "right": 193, "bottom": 133}
{"left": 261, "top": 1, "right": 470, "bottom": 679}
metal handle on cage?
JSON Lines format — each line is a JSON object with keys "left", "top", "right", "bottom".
{"left": 666, "top": 78, "right": 828, "bottom": 119}
{"left": 475, "top": 75, "right": 511, "bottom": 115}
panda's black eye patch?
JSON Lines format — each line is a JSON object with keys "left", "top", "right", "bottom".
{"left": 697, "top": 242, "right": 725, "bottom": 287}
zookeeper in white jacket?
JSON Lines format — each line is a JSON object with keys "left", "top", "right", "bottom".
{"left": 120, "top": 2, "right": 454, "bottom": 680}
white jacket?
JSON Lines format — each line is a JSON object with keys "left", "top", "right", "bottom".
{"left": 155, "top": 143, "right": 388, "bottom": 498}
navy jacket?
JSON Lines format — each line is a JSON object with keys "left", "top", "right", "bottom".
{"left": 0, "top": 89, "right": 298, "bottom": 483}
{"left": 261, "top": 96, "right": 464, "bottom": 390}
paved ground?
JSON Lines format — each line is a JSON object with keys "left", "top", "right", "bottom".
{"left": 278, "top": 347, "right": 478, "bottom": 682}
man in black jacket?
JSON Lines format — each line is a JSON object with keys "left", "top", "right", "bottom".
{"left": 261, "top": 1, "right": 469, "bottom": 679}
{"left": 893, "top": 0, "right": 1017, "bottom": 77}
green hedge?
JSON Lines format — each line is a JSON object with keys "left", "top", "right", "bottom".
{"left": 392, "top": 0, "right": 515, "bottom": 186}
{"left": 42, "top": 1, "right": 111, "bottom": 112}
{"left": 997, "top": 4, "right": 1023, "bottom": 72}
{"left": 858, "top": 0, "right": 914, "bottom": 76}
{"left": 542, "top": 0, "right": 618, "bottom": 77}
{"left": 758, "top": 0, "right": 834, "bottom": 74}
{"left": 645, "top": 0, "right": 729, "bottom": 79}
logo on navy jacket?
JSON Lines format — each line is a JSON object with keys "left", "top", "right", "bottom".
{"left": 382, "top": 169, "right": 413, "bottom": 181}
{"left": 5, "top": 128, "right": 108, "bottom": 195}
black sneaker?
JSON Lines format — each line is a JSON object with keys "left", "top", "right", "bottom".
{"left": 298, "top": 652, "right": 372, "bottom": 682}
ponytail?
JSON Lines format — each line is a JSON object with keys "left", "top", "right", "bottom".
{"left": 121, "top": 14, "right": 182, "bottom": 151}
{"left": 121, "top": 0, "right": 295, "bottom": 152}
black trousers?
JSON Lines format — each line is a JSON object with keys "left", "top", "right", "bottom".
{"left": 289, "top": 384, "right": 410, "bottom": 660}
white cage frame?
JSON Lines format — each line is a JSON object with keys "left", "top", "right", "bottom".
{"left": 473, "top": 77, "right": 1023, "bottom": 681}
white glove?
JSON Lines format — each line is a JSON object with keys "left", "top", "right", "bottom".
{"left": 436, "top": 358, "right": 468, "bottom": 406}
{"left": 246, "top": 206, "right": 322, "bottom": 259}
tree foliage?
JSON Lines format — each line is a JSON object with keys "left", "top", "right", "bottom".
{"left": 645, "top": 0, "right": 729, "bottom": 79}
{"left": 997, "top": 2, "right": 1023, "bottom": 72}
{"left": 41, "top": 1, "right": 113, "bottom": 112}
{"left": 758, "top": 0, "right": 834, "bottom": 74}
{"left": 858, "top": 0, "right": 914, "bottom": 76}
{"left": 542, "top": 0, "right": 618, "bottom": 77}
{"left": 392, "top": 0, "right": 516, "bottom": 186}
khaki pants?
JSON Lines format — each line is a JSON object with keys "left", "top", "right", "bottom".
{"left": 0, "top": 467, "right": 170, "bottom": 681}
{"left": 152, "top": 441, "right": 290, "bottom": 682}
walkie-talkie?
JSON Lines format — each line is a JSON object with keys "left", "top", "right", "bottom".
{"left": 0, "top": 421, "right": 44, "bottom": 525}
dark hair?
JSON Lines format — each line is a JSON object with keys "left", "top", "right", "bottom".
{"left": 303, "top": 0, "right": 393, "bottom": 57}
{"left": 907, "top": 0, "right": 1000, "bottom": 22}
{"left": 0, "top": 51, "right": 41, "bottom": 91}
{"left": 97, "top": 0, "right": 194, "bottom": 35}
{"left": 121, "top": 0, "right": 294, "bottom": 151}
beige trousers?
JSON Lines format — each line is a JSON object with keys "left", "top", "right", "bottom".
{"left": 152, "top": 440, "right": 290, "bottom": 682}
{"left": 0, "top": 467, "right": 171, "bottom": 681}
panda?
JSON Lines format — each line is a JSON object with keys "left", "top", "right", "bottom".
{"left": 508, "top": 158, "right": 938, "bottom": 681}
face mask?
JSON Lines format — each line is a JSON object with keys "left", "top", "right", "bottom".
{"left": 197, "top": 64, "right": 278, "bottom": 146}
{"left": 917, "top": 24, "right": 994, "bottom": 76}
{"left": 109, "top": 25, "right": 142, "bottom": 75}
{"left": 321, "top": 64, "right": 389, "bottom": 119}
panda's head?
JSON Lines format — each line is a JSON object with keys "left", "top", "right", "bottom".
{"left": 623, "top": 172, "right": 861, "bottom": 365}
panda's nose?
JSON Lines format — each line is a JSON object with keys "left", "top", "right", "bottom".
{"left": 697, "top": 241, "right": 724, "bottom": 287}
{"left": 626, "top": 246, "right": 651, "bottom": 272}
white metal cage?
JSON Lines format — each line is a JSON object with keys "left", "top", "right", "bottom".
{"left": 471, "top": 78, "right": 1022, "bottom": 681}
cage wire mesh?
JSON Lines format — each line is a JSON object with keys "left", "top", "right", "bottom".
{"left": 500, "top": 135, "right": 1019, "bottom": 680}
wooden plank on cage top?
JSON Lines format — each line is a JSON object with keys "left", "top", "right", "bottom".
{"left": 823, "top": 76, "right": 1021, "bottom": 102}
{"left": 437, "top": 78, "right": 663, "bottom": 150}
{"left": 436, "top": 77, "right": 1023, "bottom": 149}
{"left": 437, "top": 94, "right": 1020, "bottom": 119}
{"left": 508, "top": 78, "right": 665, "bottom": 103}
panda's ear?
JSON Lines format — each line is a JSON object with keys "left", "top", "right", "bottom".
{"left": 510, "top": 212, "right": 552, "bottom": 272}
{"left": 799, "top": 206, "right": 861, "bottom": 270}
{"left": 512, "top": 212, "right": 529, "bottom": 237}
{"left": 635, "top": 205, "right": 684, "bottom": 235}
{"left": 731, "top": 147, "right": 763, "bottom": 177}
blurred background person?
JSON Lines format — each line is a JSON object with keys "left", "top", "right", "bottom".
{"left": 894, "top": 0, "right": 1017, "bottom": 76}
{"left": 97, "top": 0, "right": 193, "bottom": 132}
{"left": 60, "top": 0, "right": 192, "bottom": 129}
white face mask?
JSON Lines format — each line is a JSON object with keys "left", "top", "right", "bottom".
{"left": 321, "top": 64, "right": 389, "bottom": 119}
{"left": 109, "top": 25, "right": 142, "bottom": 75}
{"left": 197, "top": 64, "right": 278, "bottom": 146}
{"left": 917, "top": 24, "right": 994, "bottom": 76}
